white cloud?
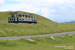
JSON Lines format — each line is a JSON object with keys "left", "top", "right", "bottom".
{"left": 50, "top": 9, "right": 56, "bottom": 12}
{"left": 42, "top": 8, "right": 49, "bottom": 17}
{"left": 60, "top": 6, "right": 65, "bottom": 9}
{"left": 41, "top": 8, "right": 56, "bottom": 17}
{"left": 48, "top": 0, "right": 64, "bottom": 4}
{"left": 70, "top": 5, "right": 75, "bottom": 8}
{"left": 1, "top": 0, "right": 75, "bottom": 12}
{"left": 7, "top": 0, "right": 75, "bottom": 5}
{"left": 0, "top": 9, "right": 8, "bottom": 12}
{"left": 0, "top": 0, "right": 4, "bottom": 5}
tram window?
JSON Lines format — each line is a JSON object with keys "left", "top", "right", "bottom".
{"left": 16, "top": 15, "right": 18, "bottom": 17}
{"left": 27, "top": 15, "right": 28, "bottom": 18}
{"left": 31, "top": 16, "right": 32, "bottom": 18}
{"left": 22, "top": 15, "right": 25, "bottom": 18}
{"left": 18, "top": 15, "right": 21, "bottom": 17}
{"left": 23, "top": 16, "right": 25, "bottom": 18}
{"left": 31, "top": 16, "right": 34, "bottom": 19}
{"left": 33, "top": 16, "right": 35, "bottom": 19}
{"left": 27, "top": 16, "right": 30, "bottom": 18}
{"left": 34, "top": 16, "right": 35, "bottom": 19}
{"left": 26, "top": 15, "right": 27, "bottom": 18}
{"left": 29, "top": 16, "right": 30, "bottom": 18}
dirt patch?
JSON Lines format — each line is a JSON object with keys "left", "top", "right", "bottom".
{"left": 0, "top": 30, "right": 2, "bottom": 32}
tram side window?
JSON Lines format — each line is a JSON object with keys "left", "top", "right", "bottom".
{"left": 26, "top": 15, "right": 27, "bottom": 18}
{"left": 18, "top": 15, "right": 21, "bottom": 17}
{"left": 27, "top": 16, "right": 30, "bottom": 18}
{"left": 34, "top": 16, "right": 35, "bottom": 19}
{"left": 31, "top": 16, "right": 33, "bottom": 19}
{"left": 23, "top": 15, "right": 25, "bottom": 18}
{"left": 29, "top": 16, "right": 30, "bottom": 18}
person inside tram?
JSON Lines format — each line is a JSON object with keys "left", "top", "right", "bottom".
{"left": 12, "top": 15, "right": 14, "bottom": 17}
{"left": 23, "top": 16, "right": 25, "bottom": 18}
{"left": 31, "top": 16, "right": 34, "bottom": 19}
{"left": 26, "top": 15, "right": 27, "bottom": 18}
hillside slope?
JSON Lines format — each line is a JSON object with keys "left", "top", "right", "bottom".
{"left": 0, "top": 11, "right": 75, "bottom": 37}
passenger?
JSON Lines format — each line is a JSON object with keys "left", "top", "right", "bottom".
{"left": 23, "top": 16, "right": 25, "bottom": 18}
{"left": 31, "top": 17, "right": 33, "bottom": 19}
{"left": 12, "top": 15, "right": 14, "bottom": 17}
{"left": 29, "top": 16, "right": 30, "bottom": 18}
{"left": 26, "top": 15, "right": 27, "bottom": 18}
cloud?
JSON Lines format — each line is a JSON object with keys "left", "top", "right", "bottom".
{"left": 6, "top": 0, "right": 75, "bottom": 5}
{"left": 41, "top": 8, "right": 56, "bottom": 17}
{"left": 0, "top": 9, "right": 8, "bottom": 12}
{"left": 70, "top": 5, "right": 75, "bottom": 8}
{"left": 48, "top": 0, "right": 64, "bottom": 4}
{"left": 0, "top": 0, "right": 4, "bottom": 5}
{"left": 41, "top": 8, "right": 49, "bottom": 17}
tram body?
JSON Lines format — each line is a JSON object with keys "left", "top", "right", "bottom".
{"left": 8, "top": 12, "right": 37, "bottom": 23}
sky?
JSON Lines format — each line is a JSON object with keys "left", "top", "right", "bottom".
{"left": 0, "top": 0, "right": 75, "bottom": 22}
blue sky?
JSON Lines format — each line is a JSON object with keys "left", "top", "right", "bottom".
{"left": 0, "top": 0, "right": 75, "bottom": 22}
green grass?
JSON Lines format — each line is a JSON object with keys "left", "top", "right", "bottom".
{"left": 0, "top": 34, "right": 75, "bottom": 50}
{"left": 0, "top": 11, "right": 75, "bottom": 37}
{"left": 0, "top": 39, "right": 18, "bottom": 46}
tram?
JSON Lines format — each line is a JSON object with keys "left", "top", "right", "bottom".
{"left": 8, "top": 12, "right": 37, "bottom": 23}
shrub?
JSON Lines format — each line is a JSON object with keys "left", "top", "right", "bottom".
{"left": 0, "top": 39, "right": 18, "bottom": 46}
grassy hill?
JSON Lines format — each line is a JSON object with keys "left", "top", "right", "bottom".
{"left": 0, "top": 11, "right": 75, "bottom": 37}
{"left": 0, "top": 34, "right": 75, "bottom": 50}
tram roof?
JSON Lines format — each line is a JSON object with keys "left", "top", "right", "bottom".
{"left": 17, "top": 13, "right": 36, "bottom": 16}
{"left": 9, "top": 12, "right": 36, "bottom": 16}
